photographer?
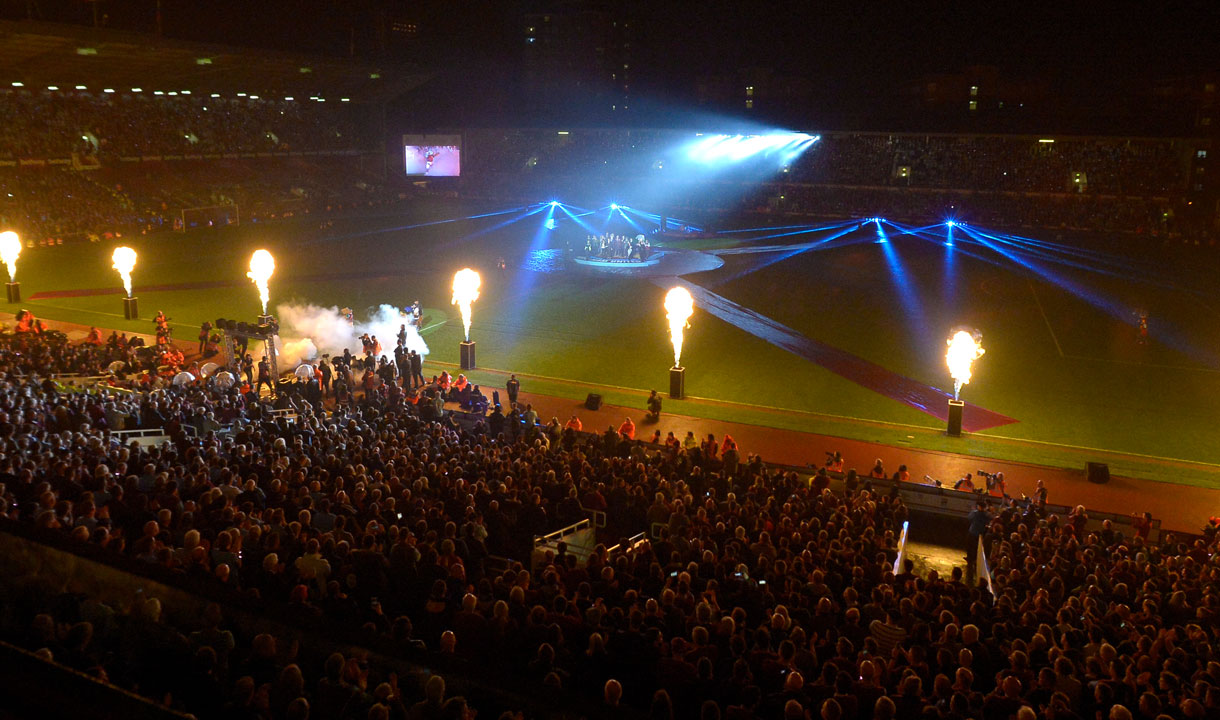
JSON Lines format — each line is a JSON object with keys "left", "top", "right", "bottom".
{"left": 646, "top": 389, "right": 662, "bottom": 420}
{"left": 953, "top": 473, "right": 976, "bottom": 493}
{"left": 979, "top": 469, "right": 1008, "bottom": 499}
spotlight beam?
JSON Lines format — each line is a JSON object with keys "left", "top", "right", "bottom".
{"left": 303, "top": 204, "right": 530, "bottom": 246}
{"left": 876, "top": 221, "right": 930, "bottom": 343}
{"left": 449, "top": 203, "right": 550, "bottom": 245}
{"left": 708, "top": 223, "right": 866, "bottom": 286}
{"left": 620, "top": 205, "right": 702, "bottom": 232}
{"left": 555, "top": 203, "right": 598, "bottom": 234}
{"left": 718, "top": 220, "right": 851, "bottom": 235}
{"left": 616, "top": 208, "right": 645, "bottom": 232}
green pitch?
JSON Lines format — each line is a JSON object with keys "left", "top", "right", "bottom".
{"left": 10, "top": 199, "right": 1220, "bottom": 487}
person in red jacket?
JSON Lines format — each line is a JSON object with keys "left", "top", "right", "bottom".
{"left": 618, "top": 417, "right": 635, "bottom": 441}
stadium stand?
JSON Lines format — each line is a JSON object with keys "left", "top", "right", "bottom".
{"left": 0, "top": 325, "right": 1207, "bottom": 720}
{"left": 0, "top": 27, "right": 1216, "bottom": 719}
{"left": 463, "top": 129, "right": 1213, "bottom": 239}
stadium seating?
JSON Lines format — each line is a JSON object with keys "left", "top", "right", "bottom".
{"left": 464, "top": 129, "right": 1206, "bottom": 238}
{"left": 0, "top": 326, "right": 1205, "bottom": 720}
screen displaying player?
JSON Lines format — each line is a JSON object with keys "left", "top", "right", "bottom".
{"left": 403, "top": 134, "right": 461, "bottom": 176}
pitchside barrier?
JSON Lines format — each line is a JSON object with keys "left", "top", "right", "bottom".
{"left": 526, "top": 431, "right": 1162, "bottom": 573}
{"left": 841, "top": 474, "right": 1163, "bottom": 543}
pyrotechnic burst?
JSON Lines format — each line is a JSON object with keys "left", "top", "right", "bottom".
{"left": 0, "top": 231, "right": 21, "bottom": 282}
{"left": 664, "top": 286, "right": 695, "bottom": 368}
{"left": 451, "top": 268, "right": 481, "bottom": 341}
{"left": 946, "top": 329, "right": 985, "bottom": 401}
{"left": 247, "top": 249, "right": 275, "bottom": 315}
{"left": 111, "top": 246, "right": 137, "bottom": 297}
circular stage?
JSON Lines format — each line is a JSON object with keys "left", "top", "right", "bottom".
{"left": 567, "top": 249, "right": 724, "bottom": 277}
{"left": 572, "top": 254, "right": 664, "bottom": 268}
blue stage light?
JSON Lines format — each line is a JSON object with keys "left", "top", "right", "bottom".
{"left": 550, "top": 200, "right": 559, "bottom": 206}
{"left": 945, "top": 220, "right": 956, "bottom": 227}
{"left": 684, "top": 132, "right": 819, "bottom": 165}
{"left": 610, "top": 203, "right": 619, "bottom": 210}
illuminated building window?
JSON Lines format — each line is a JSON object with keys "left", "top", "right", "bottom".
{"left": 745, "top": 99, "right": 753, "bottom": 109}
{"left": 970, "top": 85, "right": 978, "bottom": 97}
{"left": 1198, "top": 150, "right": 1208, "bottom": 159}
{"left": 968, "top": 100, "right": 977, "bottom": 111}
{"left": 746, "top": 86, "right": 754, "bottom": 97}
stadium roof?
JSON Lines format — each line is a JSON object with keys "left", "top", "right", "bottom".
{"left": 0, "top": 20, "right": 428, "bottom": 101}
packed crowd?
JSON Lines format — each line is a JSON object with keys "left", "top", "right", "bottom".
{"left": 0, "top": 89, "right": 369, "bottom": 160}
{"left": 735, "top": 186, "right": 1179, "bottom": 236}
{"left": 468, "top": 129, "right": 1195, "bottom": 197}
{"left": 788, "top": 134, "right": 1190, "bottom": 196}
{"left": 0, "top": 168, "right": 157, "bottom": 242}
{"left": 465, "top": 129, "right": 1207, "bottom": 237}
{"left": 0, "top": 158, "right": 403, "bottom": 244}
{"left": 0, "top": 323, "right": 1202, "bottom": 720}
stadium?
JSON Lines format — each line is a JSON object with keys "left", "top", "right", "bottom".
{"left": 1, "top": 8, "right": 1219, "bottom": 720}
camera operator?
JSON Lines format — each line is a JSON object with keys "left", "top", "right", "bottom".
{"left": 953, "top": 472, "right": 977, "bottom": 493}
{"left": 978, "top": 469, "right": 1008, "bottom": 499}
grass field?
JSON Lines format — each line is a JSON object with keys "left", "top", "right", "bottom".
{"left": 10, "top": 199, "right": 1220, "bottom": 484}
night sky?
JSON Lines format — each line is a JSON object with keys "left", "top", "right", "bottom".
{"left": 5, "top": 0, "right": 1219, "bottom": 129}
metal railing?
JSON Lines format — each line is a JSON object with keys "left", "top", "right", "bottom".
{"left": 107, "top": 428, "right": 172, "bottom": 447}
{"left": 533, "top": 518, "right": 592, "bottom": 551}
{"left": 580, "top": 504, "right": 607, "bottom": 529}
{"left": 606, "top": 531, "right": 648, "bottom": 555}
{"left": 51, "top": 373, "right": 113, "bottom": 390}
{"left": 266, "top": 408, "right": 299, "bottom": 424}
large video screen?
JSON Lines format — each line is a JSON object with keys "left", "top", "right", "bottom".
{"left": 403, "top": 134, "right": 461, "bottom": 177}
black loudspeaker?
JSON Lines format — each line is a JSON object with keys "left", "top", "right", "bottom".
{"left": 1086, "top": 462, "right": 1110, "bottom": 484}
{"left": 585, "top": 393, "right": 603, "bottom": 411}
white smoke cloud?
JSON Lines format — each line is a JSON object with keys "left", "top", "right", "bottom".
{"left": 274, "top": 303, "right": 430, "bottom": 368}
